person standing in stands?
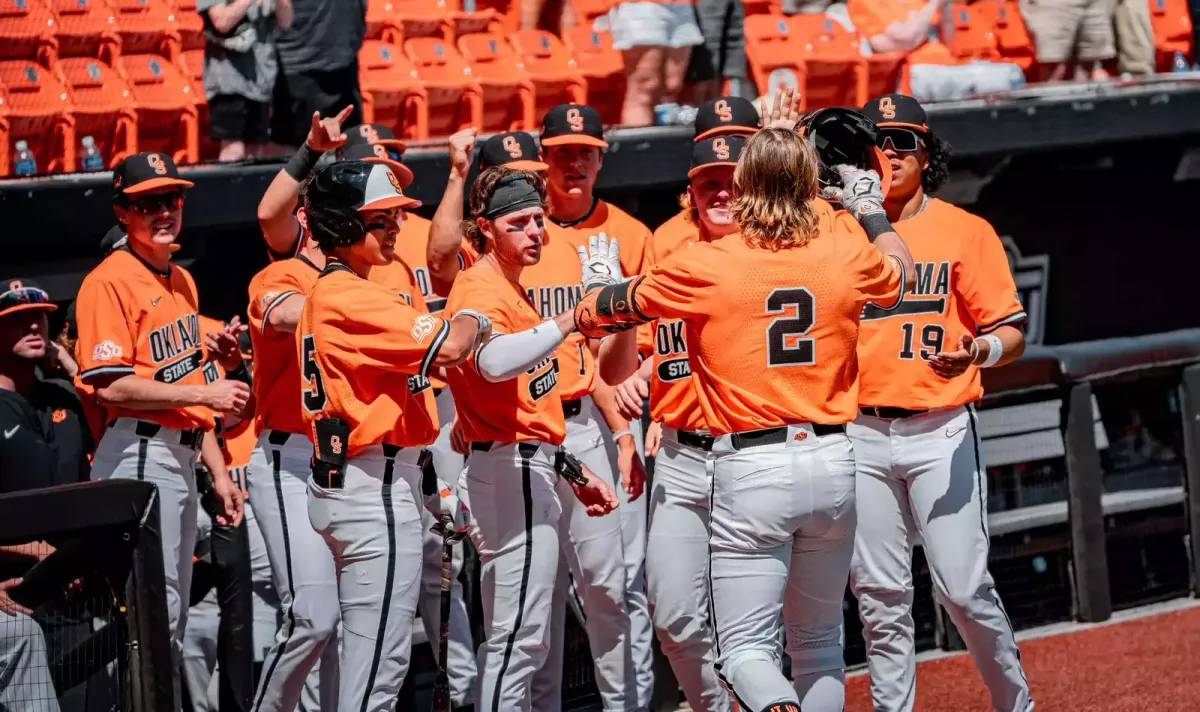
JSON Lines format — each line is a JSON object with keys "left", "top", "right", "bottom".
{"left": 270, "top": 0, "right": 366, "bottom": 149}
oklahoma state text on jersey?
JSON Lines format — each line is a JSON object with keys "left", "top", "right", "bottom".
{"left": 76, "top": 248, "right": 217, "bottom": 430}
{"left": 297, "top": 264, "right": 448, "bottom": 456}
{"left": 857, "top": 198, "right": 1026, "bottom": 409}
{"left": 600, "top": 231, "right": 904, "bottom": 435}
{"left": 443, "top": 263, "right": 567, "bottom": 446}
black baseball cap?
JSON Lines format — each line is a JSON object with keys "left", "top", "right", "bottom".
{"left": 101, "top": 225, "right": 128, "bottom": 254}
{"left": 540, "top": 104, "right": 608, "bottom": 148}
{"left": 479, "top": 132, "right": 548, "bottom": 171}
{"left": 694, "top": 97, "right": 760, "bottom": 141}
{"left": 688, "top": 135, "right": 745, "bottom": 178}
{"left": 861, "top": 94, "right": 929, "bottom": 133}
{"left": 343, "top": 123, "right": 408, "bottom": 153}
{"left": 64, "top": 300, "right": 77, "bottom": 339}
{"left": 112, "top": 151, "right": 194, "bottom": 195}
{"left": 0, "top": 278, "right": 56, "bottom": 319}
{"left": 338, "top": 142, "right": 415, "bottom": 188}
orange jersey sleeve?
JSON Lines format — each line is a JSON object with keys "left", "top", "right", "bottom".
{"left": 444, "top": 264, "right": 567, "bottom": 446}
{"left": 631, "top": 231, "right": 900, "bottom": 434}
{"left": 856, "top": 199, "right": 1026, "bottom": 410}
{"left": 247, "top": 256, "right": 321, "bottom": 435}
{"left": 368, "top": 256, "right": 442, "bottom": 420}
{"left": 298, "top": 266, "right": 447, "bottom": 455}
{"left": 76, "top": 250, "right": 215, "bottom": 431}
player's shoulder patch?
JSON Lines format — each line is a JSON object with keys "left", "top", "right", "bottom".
{"left": 411, "top": 313, "right": 441, "bottom": 344}
{"left": 92, "top": 340, "right": 124, "bottom": 361}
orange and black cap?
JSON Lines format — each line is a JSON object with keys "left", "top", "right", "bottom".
{"left": 688, "top": 135, "right": 745, "bottom": 178}
{"left": 479, "top": 132, "right": 548, "bottom": 171}
{"left": 861, "top": 93, "right": 929, "bottom": 133}
{"left": 693, "top": 96, "right": 759, "bottom": 141}
{"left": 0, "top": 278, "right": 56, "bottom": 319}
{"left": 338, "top": 143, "right": 415, "bottom": 188}
{"left": 343, "top": 123, "right": 408, "bottom": 154}
{"left": 113, "top": 152, "right": 194, "bottom": 195}
{"left": 540, "top": 104, "right": 608, "bottom": 148}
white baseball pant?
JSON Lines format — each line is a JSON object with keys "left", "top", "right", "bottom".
{"left": 848, "top": 405, "right": 1032, "bottom": 712}
{"left": 0, "top": 611, "right": 61, "bottom": 712}
{"left": 307, "top": 444, "right": 425, "bottom": 712}
{"left": 708, "top": 425, "right": 856, "bottom": 712}
{"left": 532, "top": 399, "right": 634, "bottom": 711}
{"left": 90, "top": 418, "right": 199, "bottom": 689}
{"left": 244, "top": 504, "right": 284, "bottom": 660}
{"left": 247, "top": 431, "right": 340, "bottom": 712}
{"left": 182, "top": 590, "right": 220, "bottom": 712}
{"left": 645, "top": 428, "right": 728, "bottom": 712}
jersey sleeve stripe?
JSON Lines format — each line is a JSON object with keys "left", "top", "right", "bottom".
{"left": 977, "top": 311, "right": 1027, "bottom": 334}
{"left": 419, "top": 320, "right": 451, "bottom": 379}
{"left": 865, "top": 257, "right": 907, "bottom": 312}
{"left": 261, "top": 290, "right": 300, "bottom": 330}
{"left": 80, "top": 365, "right": 136, "bottom": 380}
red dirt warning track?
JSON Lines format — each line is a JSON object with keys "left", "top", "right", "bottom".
{"left": 844, "top": 604, "right": 1200, "bottom": 711}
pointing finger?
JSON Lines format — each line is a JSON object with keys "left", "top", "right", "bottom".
{"left": 335, "top": 104, "right": 354, "bottom": 123}
{"left": 310, "top": 111, "right": 322, "bottom": 133}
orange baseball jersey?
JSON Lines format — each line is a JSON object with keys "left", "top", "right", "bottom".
{"left": 247, "top": 254, "right": 322, "bottom": 435}
{"left": 72, "top": 373, "right": 108, "bottom": 445}
{"left": 298, "top": 263, "right": 446, "bottom": 456}
{"left": 76, "top": 248, "right": 217, "bottom": 431}
{"left": 581, "top": 231, "right": 904, "bottom": 434}
{"left": 393, "top": 213, "right": 446, "bottom": 313}
{"left": 219, "top": 416, "right": 257, "bottom": 493}
{"left": 443, "top": 263, "right": 567, "bottom": 446}
{"left": 857, "top": 198, "right": 1025, "bottom": 409}
{"left": 369, "top": 257, "right": 441, "bottom": 424}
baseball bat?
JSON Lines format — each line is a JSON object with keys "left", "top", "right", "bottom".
{"left": 433, "top": 517, "right": 453, "bottom": 712}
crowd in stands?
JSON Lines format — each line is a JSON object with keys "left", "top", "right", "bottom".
{"left": 0, "top": 0, "right": 1196, "bottom": 175}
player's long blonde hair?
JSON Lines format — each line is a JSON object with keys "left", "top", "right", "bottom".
{"left": 729, "top": 128, "right": 820, "bottom": 250}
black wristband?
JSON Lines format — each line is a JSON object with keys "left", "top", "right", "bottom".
{"left": 284, "top": 144, "right": 322, "bottom": 181}
{"left": 860, "top": 213, "right": 894, "bottom": 242}
{"left": 226, "top": 361, "right": 252, "bottom": 386}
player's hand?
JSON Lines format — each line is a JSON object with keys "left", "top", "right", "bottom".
{"left": 456, "top": 309, "right": 493, "bottom": 351}
{"left": 577, "top": 232, "right": 622, "bottom": 293}
{"left": 204, "top": 379, "right": 251, "bottom": 413}
{"left": 449, "top": 417, "right": 469, "bottom": 455}
{"left": 760, "top": 86, "right": 802, "bottom": 131}
{"left": 614, "top": 372, "right": 648, "bottom": 420}
{"left": 615, "top": 433, "right": 646, "bottom": 501}
{"left": 306, "top": 105, "right": 354, "bottom": 152}
{"left": 0, "top": 578, "right": 32, "bottom": 616}
{"left": 928, "top": 333, "right": 977, "bottom": 379}
{"left": 211, "top": 471, "right": 245, "bottom": 527}
{"left": 831, "top": 164, "right": 886, "bottom": 222}
{"left": 205, "top": 316, "right": 248, "bottom": 371}
{"left": 447, "top": 128, "right": 478, "bottom": 179}
{"left": 423, "top": 480, "right": 472, "bottom": 543}
{"left": 568, "top": 463, "right": 619, "bottom": 516}
{"left": 644, "top": 420, "right": 663, "bottom": 458}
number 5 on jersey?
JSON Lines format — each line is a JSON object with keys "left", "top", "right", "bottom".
{"left": 301, "top": 334, "right": 328, "bottom": 413}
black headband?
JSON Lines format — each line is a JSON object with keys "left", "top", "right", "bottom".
{"left": 483, "top": 175, "right": 543, "bottom": 220}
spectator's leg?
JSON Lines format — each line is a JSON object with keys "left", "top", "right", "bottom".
{"left": 1019, "top": 0, "right": 1085, "bottom": 80}
{"left": 664, "top": 47, "right": 694, "bottom": 103}
{"left": 721, "top": 0, "right": 748, "bottom": 96}
{"left": 208, "top": 95, "right": 248, "bottom": 161}
{"left": 269, "top": 72, "right": 307, "bottom": 151}
{"left": 210, "top": 521, "right": 255, "bottom": 712}
{"left": 686, "top": 0, "right": 724, "bottom": 102}
{"left": 1114, "top": 0, "right": 1155, "bottom": 75}
{"left": 663, "top": 2, "right": 703, "bottom": 103}
{"left": 246, "top": 100, "right": 274, "bottom": 158}
{"left": 1077, "top": 0, "right": 1118, "bottom": 77}
{"left": 622, "top": 46, "right": 667, "bottom": 126}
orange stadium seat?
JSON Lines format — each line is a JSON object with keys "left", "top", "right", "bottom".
{"left": 944, "top": 2, "right": 1001, "bottom": 62}
{"left": 59, "top": 57, "right": 137, "bottom": 168}
{"left": 0, "top": 0, "right": 60, "bottom": 65}
{"left": 744, "top": 16, "right": 810, "bottom": 105}
{"left": 562, "top": 27, "right": 623, "bottom": 123}
{"left": 392, "top": 0, "right": 454, "bottom": 41}
{"left": 109, "top": 0, "right": 182, "bottom": 60}
{"left": 569, "top": 0, "right": 613, "bottom": 25}
{"left": 788, "top": 14, "right": 868, "bottom": 110}
{"left": 118, "top": 53, "right": 199, "bottom": 164}
{"left": 509, "top": 30, "right": 586, "bottom": 119}
{"left": 743, "top": 0, "right": 782, "bottom": 16}
{"left": 50, "top": 0, "right": 120, "bottom": 62}
{"left": 0, "top": 59, "right": 76, "bottom": 173}
{"left": 404, "top": 37, "right": 483, "bottom": 135}
{"left": 449, "top": 8, "right": 504, "bottom": 40}
{"left": 472, "top": 0, "right": 519, "bottom": 32}
{"left": 975, "top": 0, "right": 1034, "bottom": 70}
{"left": 177, "top": 47, "right": 217, "bottom": 159}
{"left": 358, "top": 40, "right": 430, "bottom": 138}
{"left": 0, "top": 86, "right": 10, "bottom": 175}
{"left": 365, "top": 0, "right": 405, "bottom": 41}
{"left": 170, "top": 0, "right": 207, "bottom": 51}
{"left": 1149, "top": 0, "right": 1195, "bottom": 70}
{"left": 456, "top": 31, "right": 536, "bottom": 131}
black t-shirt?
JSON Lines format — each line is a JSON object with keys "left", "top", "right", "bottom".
{"left": 0, "top": 377, "right": 93, "bottom": 495}
{"left": 276, "top": 0, "right": 366, "bottom": 74}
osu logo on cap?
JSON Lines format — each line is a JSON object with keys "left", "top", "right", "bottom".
{"left": 359, "top": 124, "right": 379, "bottom": 141}
{"left": 566, "top": 108, "right": 584, "bottom": 132}
{"left": 713, "top": 137, "right": 730, "bottom": 161}
{"left": 147, "top": 154, "right": 167, "bottom": 175}
{"left": 502, "top": 135, "right": 523, "bottom": 159}
{"left": 8, "top": 280, "right": 23, "bottom": 292}
{"left": 370, "top": 145, "right": 388, "bottom": 161}
{"left": 714, "top": 99, "right": 732, "bottom": 123}
{"left": 386, "top": 170, "right": 403, "bottom": 193}
{"left": 878, "top": 97, "right": 896, "bottom": 120}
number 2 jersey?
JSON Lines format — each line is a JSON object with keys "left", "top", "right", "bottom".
{"left": 855, "top": 197, "right": 1026, "bottom": 410}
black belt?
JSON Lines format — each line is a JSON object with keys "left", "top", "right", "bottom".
{"left": 311, "top": 443, "right": 405, "bottom": 489}
{"left": 433, "top": 387, "right": 444, "bottom": 398}
{"left": 471, "top": 441, "right": 493, "bottom": 452}
{"left": 562, "top": 398, "right": 583, "bottom": 419}
{"left": 470, "top": 441, "right": 540, "bottom": 458}
{"left": 266, "top": 429, "right": 301, "bottom": 446}
{"left": 859, "top": 406, "right": 928, "bottom": 420}
{"left": 729, "top": 424, "right": 845, "bottom": 451}
{"left": 127, "top": 420, "right": 202, "bottom": 448}
{"left": 675, "top": 429, "right": 715, "bottom": 451}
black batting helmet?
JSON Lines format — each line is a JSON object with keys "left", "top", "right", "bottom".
{"left": 303, "top": 161, "right": 421, "bottom": 252}
{"left": 798, "top": 107, "right": 892, "bottom": 196}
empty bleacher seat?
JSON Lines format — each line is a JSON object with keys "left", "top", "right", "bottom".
{"left": 0, "top": 59, "right": 76, "bottom": 173}
{"left": 170, "top": 0, "right": 207, "bottom": 51}
{"left": 569, "top": 0, "right": 613, "bottom": 26}
{"left": 945, "top": 2, "right": 1001, "bottom": 62}
{"left": 0, "top": 85, "right": 10, "bottom": 174}
{"left": 788, "top": 14, "right": 868, "bottom": 110}
{"left": 0, "top": 0, "right": 60, "bottom": 65}
{"left": 365, "top": 0, "right": 405, "bottom": 41}
{"left": 392, "top": 0, "right": 454, "bottom": 41}
{"left": 1149, "top": 0, "right": 1194, "bottom": 70}
{"left": 51, "top": 0, "right": 119, "bottom": 62}
{"left": 472, "top": 0, "right": 518, "bottom": 33}
{"left": 404, "top": 37, "right": 483, "bottom": 136}
{"left": 358, "top": 40, "right": 430, "bottom": 139}
{"left": 975, "top": 0, "right": 1034, "bottom": 70}
{"left": 744, "top": 16, "right": 808, "bottom": 102}
{"left": 509, "top": 30, "right": 586, "bottom": 120}
{"left": 59, "top": 57, "right": 137, "bottom": 168}
{"left": 456, "top": 31, "right": 535, "bottom": 131}
{"left": 562, "top": 27, "right": 622, "bottom": 124}
{"left": 118, "top": 53, "right": 198, "bottom": 164}
{"left": 110, "top": 0, "right": 182, "bottom": 59}
{"left": 176, "top": 47, "right": 216, "bottom": 159}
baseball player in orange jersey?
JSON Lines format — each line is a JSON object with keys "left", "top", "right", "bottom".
{"left": 76, "top": 153, "right": 246, "bottom": 701}
{"left": 296, "top": 160, "right": 487, "bottom": 712}
{"left": 579, "top": 128, "right": 919, "bottom": 712}
{"left": 848, "top": 95, "right": 1032, "bottom": 712}
{"left": 442, "top": 166, "right": 621, "bottom": 711}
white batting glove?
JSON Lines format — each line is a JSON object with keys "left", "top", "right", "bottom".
{"left": 456, "top": 308, "right": 492, "bottom": 352}
{"left": 577, "top": 232, "right": 622, "bottom": 293}
{"left": 422, "top": 479, "right": 471, "bottom": 543}
{"left": 833, "top": 164, "right": 886, "bottom": 222}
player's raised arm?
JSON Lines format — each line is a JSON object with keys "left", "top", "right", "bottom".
{"left": 427, "top": 128, "right": 477, "bottom": 294}
{"left": 832, "top": 164, "right": 917, "bottom": 294}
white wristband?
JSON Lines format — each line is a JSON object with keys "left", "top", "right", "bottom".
{"left": 977, "top": 334, "right": 1004, "bottom": 368}
{"left": 611, "top": 429, "right": 632, "bottom": 441}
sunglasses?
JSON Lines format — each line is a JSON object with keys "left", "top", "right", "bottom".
{"left": 877, "top": 129, "right": 926, "bottom": 153}
{"left": 127, "top": 191, "right": 185, "bottom": 214}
